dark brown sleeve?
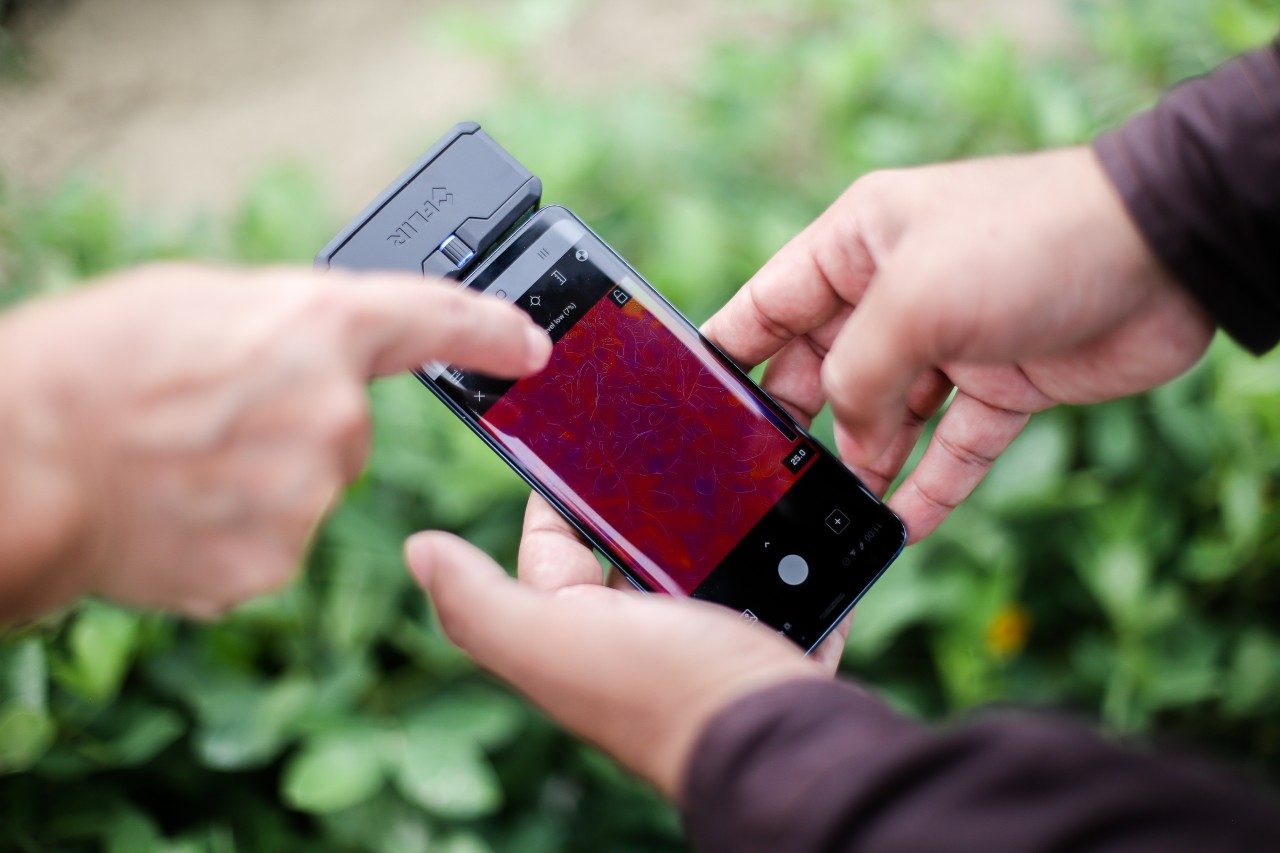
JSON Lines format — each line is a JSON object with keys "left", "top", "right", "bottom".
{"left": 1094, "top": 38, "right": 1280, "bottom": 354}
{"left": 681, "top": 679, "right": 1280, "bottom": 852}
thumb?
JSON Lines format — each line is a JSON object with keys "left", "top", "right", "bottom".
{"left": 328, "top": 273, "right": 552, "bottom": 379}
{"left": 821, "top": 257, "right": 948, "bottom": 464}
{"left": 404, "top": 532, "right": 625, "bottom": 710}
{"left": 404, "top": 531, "right": 816, "bottom": 800}
{"left": 405, "top": 531, "right": 543, "bottom": 660}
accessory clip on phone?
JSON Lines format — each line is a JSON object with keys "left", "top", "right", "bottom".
{"left": 318, "top": 122, "right": 542, "bottom": 279}
{"left": 319, "top": 122, "right": 907, "bottom": 653}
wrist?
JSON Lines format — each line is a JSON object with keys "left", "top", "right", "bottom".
{"left": 1074, "top": 145, "right": 1204, "bottom": 324}
{"left": 0, "top": 302, "right": 91, "bottom": 619}
{"left": 657, "top": 659, "right": 824, "bottom": 803}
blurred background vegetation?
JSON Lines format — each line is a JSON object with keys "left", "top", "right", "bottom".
{"left": 2, "top": 0, "right": 1280, "bottom": 849}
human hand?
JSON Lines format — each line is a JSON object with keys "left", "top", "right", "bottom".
{"left": 703, "top": 146, "right": 1213, "bottom": 541}
{"left": 0, "top": 263, "right": 551, "bottom": 619}
{"left": 515, "top": 491, "right": 854, "bottom": 670}
{"left": 404, "top": 523, "right": 820, "bottom": 801}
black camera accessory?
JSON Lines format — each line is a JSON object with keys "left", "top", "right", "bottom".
{"left": 317, "top": 122, "right": 541, "bottom": 279}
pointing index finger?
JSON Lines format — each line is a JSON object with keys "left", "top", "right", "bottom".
{"left": 325, "top": 271, "right": 552, "bottom": 379}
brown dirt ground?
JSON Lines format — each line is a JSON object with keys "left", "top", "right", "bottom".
{"left": 0, "top": 0, "right": 1076, "bottom": 220}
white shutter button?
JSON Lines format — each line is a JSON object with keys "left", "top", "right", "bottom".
{"left": 778, "top": 554, "right": 809, "bottom": 586}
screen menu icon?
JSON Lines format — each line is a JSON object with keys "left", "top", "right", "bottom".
{"left": 825, "top": 508, "right": 850, "bottom": 534}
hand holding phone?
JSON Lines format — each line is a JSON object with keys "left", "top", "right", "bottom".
{"left": 404, "top": 528, "right": 822, "bottom": 802}
{"left": 704, "top": 148, "right": 1211, "bottom": 541}
{"left": 320, "top": 124, "right": 907, "bottom": 651}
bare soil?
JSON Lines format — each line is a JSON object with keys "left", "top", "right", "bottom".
{"left": 0, "top": 0, "right": 1076, "bottom": 219}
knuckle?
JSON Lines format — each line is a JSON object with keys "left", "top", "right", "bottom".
{"left": 847, "top": 169, "right": 892, "bottom": 201}
{"left": 320, "top": 387, "right": 372, "bottom": 446}
{"left": 935, "top": 432, "right": 998, "bottom": 470}
{"left": 254, "top": 287, "right": 331, "bottom": 351}
{"left": 843, "top": 170, "right": 913, "bottom": 256}
{"left": 341, "top": 432, "right": 373, "bottom": 478}
{"left": 745, "top": 279, "right": 796, "bottom": 343}
{"left": 909, "top": 478, "right": 962, "bottom": 513}
{"left": 820, "top": 355, "right": 850, "bottom": 401}
{"left": 176, "top": 594, "right": 227, "bottom": 622}
{"left": 236, "top": 547, "right": 300, "bottom": 598}
{"left": 261, "top": 556, "right": 301, "bottom": 593}
{"left": 287, "top": 478, "right": 336, "bottom": 530}
{"left": 844, "top": 169, "right": 903, "bottom": 212}
{"left": 301, "top": 284, "right": 350, "bottom": 326}
{"left": 177, "top": 539, "right": 302, "bottom": 618}
{"left": 524, "top": 560, "right": 583, "bottom": 592}
{"left": 279, "top": 283, "right": 353, "bottom": 345}
{"left": 879, "top": 254, "right": 933, "bottom": 299}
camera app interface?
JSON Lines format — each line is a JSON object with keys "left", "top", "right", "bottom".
{"left": 433, "top": 213, "right": 901, "bottom": 641}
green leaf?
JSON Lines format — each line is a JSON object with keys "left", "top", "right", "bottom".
{"left": 230, "top": 164, "right": 332, "bottom": 263}
{"left": 102, "top": 705, "right": 186, "bottom": 766}
{"left": 104, "top": 809, "right": 164, "bottom": 853}
{"left": 282, "top": 732, "right": 386, "bottom": 814}
{"left": 407, "top": 685, "right": 526, "bottom": 749}
{"left": 1221, "top": 468, "right": 1264, "bottom": 544}
{"left": 0, "top": 702, "right": 55, "bottom": 772}
{"left": 975, "top": 413, "right": 1071, "bottom": 509}
{"left": 1144, "top": 630, "right": 1220, "bottom": 710}
{"left": 318, "top": 792, "right": 436, "bottom": 853}
{"left": 388, "top": 728, "right": 502, "bottom": 820}
{"left": 1084, "top": 400, "right": 1143, "bottom": 475}
{"left": 54, "top": 602, "right": 139, "bottom": 703}
{"left": 1209, "top": 0, "right": 1280, "bottom": 51}
{"left": 845, "top": 547, "right": 942, "bottom": 658}
{"left": 3, "top": 638, "right": 47, "bottom": 711}
{"left": 1224, "top": 630, "right": 1280, "bottom": 717}
{"left": 438, "top": 832, "right": 495, "bottom": 853}
{"left": 1077, "top": 542, "right": 1151, "bottom": 631}
{"left": 317, "top": 503, "right": 412, "bottom": 652}
{"left": 3, "top": 1, "right": 1279, "bottom": 848}
{"left": 1179, "top": 538, "right": 1242, "bottom": 584}
{"left": 194, "top": 678, "right": 315, "bottom": 770}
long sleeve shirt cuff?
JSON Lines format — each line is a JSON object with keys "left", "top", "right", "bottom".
{"left": 681, "top": 678, "right": 1280, "bottom": 852}
{"left": 1094, "top": 38, "right": 1280, "bottom": 354}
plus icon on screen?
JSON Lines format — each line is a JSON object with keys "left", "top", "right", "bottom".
{"left": 826, "top": 509, "right": 850, "bottom": 534}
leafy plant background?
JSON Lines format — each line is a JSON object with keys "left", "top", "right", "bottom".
{"left": 2, "top": 0, "right": 1280, "bottom": 849}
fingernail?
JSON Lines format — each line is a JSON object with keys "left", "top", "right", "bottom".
{"left": 524, "top": 325, "right": 553, "bottom": 371}
{"left": 404, "top": 533, "right": 435, "bottom": 588}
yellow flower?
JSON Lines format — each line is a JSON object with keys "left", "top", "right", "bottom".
{"left": 985, "top": 604, "right": 1032, "bottom": 660}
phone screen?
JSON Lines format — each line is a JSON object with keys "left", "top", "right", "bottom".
{"left": 427, "top": 207, "right": 903, "bottom": 647}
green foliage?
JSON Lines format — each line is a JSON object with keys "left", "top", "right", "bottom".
{"left": 2, "top": 0, "right": 1279, "bottom": 849}
{"left": 0, "top": 0, "right": 27, "bottom": 81}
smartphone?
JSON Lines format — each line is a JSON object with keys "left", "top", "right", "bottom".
{"left": 420, "top": 205, "right": 906, "bottom": 651}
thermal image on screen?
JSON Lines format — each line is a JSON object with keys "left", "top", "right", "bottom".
{"left": 481, "top": 288, "right": 800, "bottom": 593}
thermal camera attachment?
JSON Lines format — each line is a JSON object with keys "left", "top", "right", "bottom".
{"left": 317, "top": 122, "right": 540, "bottom": 279}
